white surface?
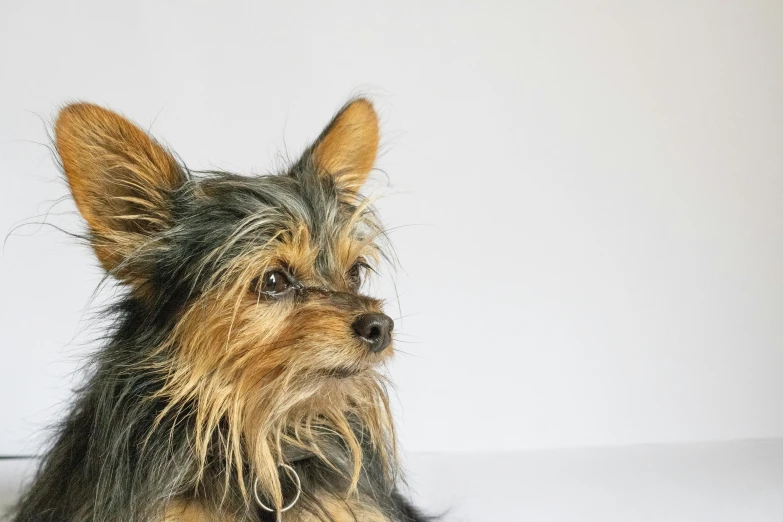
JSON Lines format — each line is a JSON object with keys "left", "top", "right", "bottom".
{"left": 3, "top": 440, "right": 783, "bottom": 521}
{"left": 2, "top": 0, "right": 783, "bottom": 455}
{"left": 406, "top": 440, "right": 783, "bottom": 522}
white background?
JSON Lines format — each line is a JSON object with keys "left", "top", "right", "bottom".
{"left": 1, "top": 0, "right": 782, "bottom": 457}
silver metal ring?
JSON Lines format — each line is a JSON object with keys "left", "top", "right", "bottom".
{"left": 253, "top": 464, "right": 302, "bottom": 513}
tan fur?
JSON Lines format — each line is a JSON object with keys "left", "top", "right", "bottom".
{"left": 311, "top": 99, "right": 380, "bottom": 193}
{"left": 146, "top": 225, "right": 395, "bottom": 511}
{"left": 296, "top": 498, "right": 390, "bottom": 522}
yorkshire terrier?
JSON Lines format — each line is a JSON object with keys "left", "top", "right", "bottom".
{"left": 12, "top": 99, "right": 432, "bottom": 521}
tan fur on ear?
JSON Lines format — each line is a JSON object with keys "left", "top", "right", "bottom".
{"left": 55, "top": 103, "right": 185, "bottom": 271}
{"left": 310, "top": 99, "right": 380, "bottom": 192}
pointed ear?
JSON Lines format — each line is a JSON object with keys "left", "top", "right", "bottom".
{"left": 55, "top": 103, "right": 185, "bottom": 272}
{"left": 304, "top": 98, "right": 380, "bottom": 193}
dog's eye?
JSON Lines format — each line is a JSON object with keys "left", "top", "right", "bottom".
{"left": 257, "top": 270, "right": 291, "bottom": 294}
{"left": 348, "top": 261, "right": 368, "bottom": 289}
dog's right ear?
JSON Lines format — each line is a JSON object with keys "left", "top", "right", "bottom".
{"left": 55, "top": 103, "right": 185, "bottom": 274}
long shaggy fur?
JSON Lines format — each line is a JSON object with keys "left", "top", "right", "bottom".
{"left": 11, "top": 100, "right": 432, "bottom": 522}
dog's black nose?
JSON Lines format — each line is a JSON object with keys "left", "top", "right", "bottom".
{"left": 352, "top": 313, "right": 394, "bottom": 353}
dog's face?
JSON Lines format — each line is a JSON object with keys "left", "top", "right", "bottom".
{"left": 55, "top": 100, "right": 396, "bottom": 501}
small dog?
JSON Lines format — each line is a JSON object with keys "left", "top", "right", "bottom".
{"left": 12, "top": 100, "right": 431, "bottom": 521}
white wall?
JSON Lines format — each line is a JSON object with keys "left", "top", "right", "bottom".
{"left": 1, "top": 0, "right": 782, "bottom": 455}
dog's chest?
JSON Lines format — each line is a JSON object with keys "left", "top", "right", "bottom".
{"left": 163, "top": 497, "right": 391, "bottom": 522}
{"left": 292, "top": 498, "right": 391, "bottom": 522}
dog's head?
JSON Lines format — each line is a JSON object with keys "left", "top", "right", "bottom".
{"left": 55, "top": 99, "right": 396, "bottom": 505}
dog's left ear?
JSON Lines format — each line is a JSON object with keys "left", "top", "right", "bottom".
{"left": 298, "top": 98, "right": 380, "bottom": 193}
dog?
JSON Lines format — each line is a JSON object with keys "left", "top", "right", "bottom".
{"left": 12, "top": 99, "right": 432, "bottom": 522}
